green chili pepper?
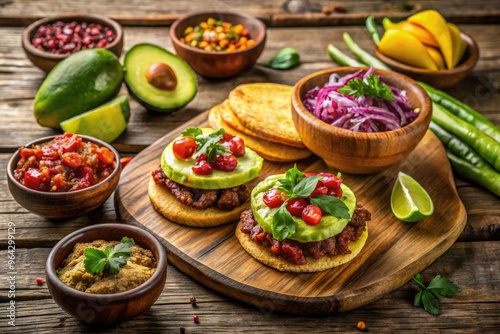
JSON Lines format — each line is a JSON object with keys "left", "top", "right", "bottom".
{"left": 365, "top": 16, "right": 380, "bottom": 46}
{"left": 419, "top": 81, "right": 500, "bottom": 143}
{"left": 264, "top": 47, "right": 300, "bottom": 70}
{"left": 432, "top": 102, "right": 500, "bottom": 172}
{"left": 342, "top": 32, "right": 390, "bottom": 70}
{"left": 327, "top": 44, "right": 364, "bottom": 67}
{"left": 429, "top": 121, "right": 490, "bottom": 168}
{"left": 446, "top": 151, "right": 500, "bottom": 197}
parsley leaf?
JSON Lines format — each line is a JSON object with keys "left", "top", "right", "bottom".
{"left": 182, "top": 127, "right": 203, "bottom": 138}
{"left": 413, "top": 273, "right": 460, "bottom": 315}
{"left": 337, "top": 74, "right": 395, "bottom": 101}
{"left": 83, "top": 237, "right": 135, "bottom": 275}
{"left": 189, "top": 128, "right": 231, "bottom": 162}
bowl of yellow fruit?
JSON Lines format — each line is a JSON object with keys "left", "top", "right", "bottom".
{"left": 373, "top": 10, "right": 479, "bottom": 89}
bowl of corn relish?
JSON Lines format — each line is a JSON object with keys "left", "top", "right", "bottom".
{"left": 170, "top": 11, "right": 266, "bottom": 78}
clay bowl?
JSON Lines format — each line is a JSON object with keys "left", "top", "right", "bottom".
{"left": 46, "top": 223, "right": 168, "bottom": 326}
{"left": 7, "top": 134, "right": 121, "bottom": 219}
{"left": 291, "top": 66, "right": 432, "bottom": 174}
{"left": 374, "top": 32, "right": 478, "bottom": 89}
{"left": 170, "top": 11, "right": 266, "bottom": 78}
{"left": 22, "top": 14, "right": 123, "bottom": 72}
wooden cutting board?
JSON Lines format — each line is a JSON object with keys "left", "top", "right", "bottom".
{"left": 115, "top": 112, "right": 467, "bottom": 315}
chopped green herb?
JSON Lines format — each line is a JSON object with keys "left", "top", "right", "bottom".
{"left": 413, "top": 273, "right": 460, "bottom": 315}
{"left": 83, "top": 237, "right": 135, "bottom": 275}
{"left": 338, "top": 73, "right": 395, "bottom": 101}
{"left": 271, "top": 165, "right": 350, "bottom": 240}
{"left": 182, "top": 127, "right": 231, "bottom": 163}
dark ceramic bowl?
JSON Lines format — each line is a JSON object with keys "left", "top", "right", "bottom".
{"left": 291, "top": 66, "right": 432, "bottom": 174}
{"left": 170, "top": 11, "right": 266, "bottom": 78}
{"left": 374, "top": 32, "right": 479, "bottom": 89}
{"left": 7, "top": 134, "right": 121, "bottom": 219}
{"left": 46, "top": 223, "right": 168, "bottom": 326}
{"left": 22, "top": 14, "right": 123, "bottom": 72}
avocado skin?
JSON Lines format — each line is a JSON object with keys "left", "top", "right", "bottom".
{"left": 123, "top": 43, "right": 198, "bottom": 112}
{"left": 34, "top": 49, "right": 124, "bottom": 129}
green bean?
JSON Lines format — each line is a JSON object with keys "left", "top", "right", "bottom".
{"left": 342, "top": 32, "right": 390, "bottom": 70}
{"left": 365, "top": 16, "right": 380, "bottom": 46}
{"left": 446, "top": 151, "right": 500, "bottom": 197}
{"left": 432, "top": 102, "right": 500, "bottom": 172}
{"left": 419, "top": 81, "right": 500, "bottom": 143}
{"left": 327, "top": 44, "right": 364, "bottom": 67}
{"left": 429, "top": 121, "right": 489, "bottom": 168}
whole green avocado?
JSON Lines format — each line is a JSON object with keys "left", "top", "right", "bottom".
{"left": 33, "top": 48, "right": 124, "bottom": 128}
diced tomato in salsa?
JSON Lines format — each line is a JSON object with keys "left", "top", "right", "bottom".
{"left": 14, "top": 133, "right": 116, "bottom": 192}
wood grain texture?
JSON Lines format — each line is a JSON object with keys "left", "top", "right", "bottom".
{"left": 1, "top": 241, "right": 499, "bottom": 332}
{"left": 115, "top": 112, "right": 467, "bottom": 314}
{"left": 0, "top": 1, "right": 499, "bottom": 26}
{"left": 1, "top": 25, "right": 498, "bottom": 153}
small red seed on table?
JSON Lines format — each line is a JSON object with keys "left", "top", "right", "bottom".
{"left": 35, "top": 277, "right": 43, "bottom": 285}
{"left": 190, "top": 296, "right": 197, "bottom": 306}
{"left": 193, "top": 315, "right": 200, "bottom": 324}
{"left": 179, "top": 327, "right": 186, "bottom": 333}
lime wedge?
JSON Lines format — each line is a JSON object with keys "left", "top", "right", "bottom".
{"left": 60, "top": 94, "right": 130, "bottom": 143}
{"left": 391, "top": 171, "right": 434, "bottom": 222}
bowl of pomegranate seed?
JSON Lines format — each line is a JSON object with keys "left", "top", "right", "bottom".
{"left": 22, "top": 14, "right": 123, "bottom": 72}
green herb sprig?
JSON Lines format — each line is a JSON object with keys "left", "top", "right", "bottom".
{"left": 182, "top": 128, "right": 231, "bottom": 162}
{"left": 337, "top": 73, "right": 395, "bottom": 101}
{"left": 84, "top": 237, "right": 135, "bottom": 275}
{"left": 413, "top": 273, "right": 460, "bottom": 315}
{"left": 263, "top": 47, "right": 301, "bottom": 70}
{"left": 271, "top": 165, "right": 350, "bottom": 240}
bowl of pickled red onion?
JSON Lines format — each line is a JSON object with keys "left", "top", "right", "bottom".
{"left": 291, "top": 66, "right": 432, "bottom": 174}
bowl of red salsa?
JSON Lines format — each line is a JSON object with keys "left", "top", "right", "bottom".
{"left": 7, "top": 133, "right": 121, "bottom": 219}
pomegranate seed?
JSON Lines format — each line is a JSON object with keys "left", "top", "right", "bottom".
{"left": 193, "top": 315, "right": 200, "bottom": 324}
{"left": 96, "top": 39, "right": 107, "bottom": 48}
{"left": 35, "top": 277, "right": 43, "bottom": 285}
{"left": 190, "top": 296, "right": 197, "bottom": 306}
{"left": 31, "top": 20, "right": 115, "bottom": 55}
{"left": 179, "top": 327, "right": 186, "bottom": 334}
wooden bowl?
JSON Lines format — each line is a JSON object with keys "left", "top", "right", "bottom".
{"left": 46, "top": 223, "right": 168, "bottom": 326}
{"left": 6, "top": 135, "right": 121, "bottom": 219}
{"left": 374, "top": 32, "right": 479, "bottom": 89}
{"left": 170, "top": 11, "right": 266, "bottom": 78}
{"left": 22, "top": 14, "right": 124, "bottom": 72}
{"left": 291, "top": 67, "right": 432, "bottom": 174}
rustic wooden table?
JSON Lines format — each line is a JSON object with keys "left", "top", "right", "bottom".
{"left": 0, "top": 1, "right": 499, "bottom": 333}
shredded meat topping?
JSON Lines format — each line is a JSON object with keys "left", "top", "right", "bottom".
{"left": 152, "top": 165, "right": 249, "bottom": 211}
{"left": 239, "top": 204, "right": 371, "bottom": 265}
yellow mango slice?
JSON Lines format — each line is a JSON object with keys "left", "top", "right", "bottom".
{"left": 448, "top": 23, "right": 468, "bottom": 68}
{"left": 382, "top": 17, "right": 439, "bottom": 48}
{"left": 379, "top": 29, "right": 439, "bottom": 71}
{"left": 407, "top": 9, "right": 453, "bottom": 69}
{"left": 424, "top": 46, "right": 446, "bottom": 70}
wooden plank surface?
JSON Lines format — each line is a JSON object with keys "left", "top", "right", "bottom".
{"left": 0, "top": 3, "right": 499, "bottom": 331}
{"left": 0, "top": 0, "right": 499, "bottom": 26}
{"left": 1, "top": 25, "right": 499, "bottom": 153}
{"left": 0, "top": 241, "right": 498, "bottom": 332}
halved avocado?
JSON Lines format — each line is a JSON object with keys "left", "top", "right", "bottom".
{"left": 124, "top": 43, "right": 198, "bottom": 112}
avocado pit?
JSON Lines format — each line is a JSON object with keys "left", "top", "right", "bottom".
{"left": 146, "top": 62, "right": 177, "bottom": 90}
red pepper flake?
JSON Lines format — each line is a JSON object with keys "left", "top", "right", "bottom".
{"left": 357, "top": 321, "right": 367, "bottom": 331}
{"left": 35, "top": 277, "right": 43, "bottom": 285}
{"left": 193, "top": 315, "right": 200, "bottom": 324}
